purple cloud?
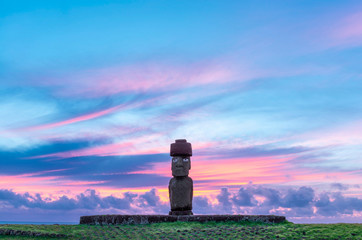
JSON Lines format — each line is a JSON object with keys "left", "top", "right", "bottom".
{"left": 1, "top": 185, "right": 361, "bottom": 223}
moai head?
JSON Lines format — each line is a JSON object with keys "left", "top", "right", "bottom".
{"left": 170, "top": 139, "right": 192, "bottom": 177}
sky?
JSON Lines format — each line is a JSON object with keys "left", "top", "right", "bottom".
{"left": 0, "top": 0, "right": 361, "bottom": 223}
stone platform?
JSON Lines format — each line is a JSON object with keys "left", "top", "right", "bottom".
{"left": 80, "top": 215, "right": 286, "bottom": 225}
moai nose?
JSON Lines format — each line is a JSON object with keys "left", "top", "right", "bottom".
{"left": 175, "top": 159, "right": 183, "bottom": 167}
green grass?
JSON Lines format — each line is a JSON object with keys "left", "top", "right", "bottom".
{"left": 0, "top": 221, "right": 361, "bottom": 239}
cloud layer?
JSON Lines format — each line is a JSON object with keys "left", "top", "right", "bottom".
{"left": 1, "top": 185, "right": 361, "bottom": 223}
{"left": 1, "top": 1, "right": 362, "bottom": 223}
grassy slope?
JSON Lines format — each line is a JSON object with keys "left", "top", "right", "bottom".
{"left": 0, "top": 221, "right": 361, "bottom": 239}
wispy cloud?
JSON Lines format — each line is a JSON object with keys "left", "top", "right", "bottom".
{"left": 33, "top": 62, "right": 235, "bottom": 98}
{"left": 331, "top": 11, "right": 362, "bottom": 47}
{"left": 1, "top": 0, "right": 362, "bottom": 223}
{"left": 19, "top": 105, "right": 124, "bottom": 132}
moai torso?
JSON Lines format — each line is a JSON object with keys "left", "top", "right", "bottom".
{"left": 168, "top": 139, "right": 193, "bottom": 215}
{"left": 169, "top": 176, "right": 193, "bottom": 211}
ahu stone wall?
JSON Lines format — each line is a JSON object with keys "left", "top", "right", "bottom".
{"left": 80, "top": 215, "right": 286, "bottom": 225}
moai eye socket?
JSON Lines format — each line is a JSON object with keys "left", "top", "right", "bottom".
{"left": 183, "top": 158, "right": 189, "bottom": 162}
{"left": 172, "top": 158, "right": 178, "bottom": 163}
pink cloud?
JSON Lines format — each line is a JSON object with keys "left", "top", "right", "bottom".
{"left": 129, "top": 155, "right": 292, "bottom": 185}
{"left": 16, "top": 104, "right": 123, "bottom": 132}
{"left": 0, "top": 172, "right": 110, "bottom": 199}
{"left": 317, "top": 11, "right": 362, "bottom": 48}
{"left": 292, "top": 119, "right": 362, "bottom": 147}
{"left": 333, "top": 12, "right": 362, "bottom": 41}
{"left": 10, "top": 92, "right": 163, "bottom": 133}
{"left": 129, "top": 153, "right": 362, "bottom": 191}
{"left": 26, "top": 141, "right": 136, "bottom": 160}
{"left": 28, "top": 58, "right": 320, "bottom": 101}
{"left": 36, "top": 62, "right": 235, "bottom": 98}
{"left": 26, "top": 139, "right": 217, "bottom": 160}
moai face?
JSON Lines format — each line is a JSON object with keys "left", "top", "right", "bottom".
{"left": 170, "top": 139, "right": 192, "bottom": 177}
{"left": 171, "top": 156, "right": 191, "bottom": 177}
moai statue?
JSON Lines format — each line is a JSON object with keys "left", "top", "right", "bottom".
{"left": 168, "top": 139, "right": 193, "bottom": 215}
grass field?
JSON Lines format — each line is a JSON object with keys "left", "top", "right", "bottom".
{"left": 0, "top": 221, "right": 361, "bottom": 239}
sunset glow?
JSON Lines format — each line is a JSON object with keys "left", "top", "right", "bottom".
{"left": 1, "top": 0, "right": 361, "bottom": 223}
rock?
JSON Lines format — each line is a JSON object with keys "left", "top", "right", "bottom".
{"left": 169, "top": 210, "right": 193, "bottom": 215}
{"left": 169, "top": 176, "right": 193, "bottom": 212}
{"left": 79, "top": 214, "right": 286, "bottom": 225}
{"left": 169, "top": 139, "right": 194, "bottom": 215}
{"left": 171, "top": 156, "right": 191, "bottom": 177}
{"left": 170, "top": 139, "right": 192, "bottom": 156}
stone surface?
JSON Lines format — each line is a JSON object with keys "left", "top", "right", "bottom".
{"left": 169, "top": 139, "right": 193, "bottom": 215}
{"left": 171, "top": 156, "right": 191, "bottom": 177}
{"left": 170, "top": 139, "right": 192, "bottom": 156}
{"left": 169, "top": 176, "right": 193, "bottom": 212}
{"left": 79, "top": 214, "right": 286, "bottom": 225}
{"left": 169, "top": 210, "right": 193, "bottom": 215}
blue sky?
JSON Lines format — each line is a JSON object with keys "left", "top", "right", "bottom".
{"left": 0, "top": 0, "right": 362, "bottom": 223}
